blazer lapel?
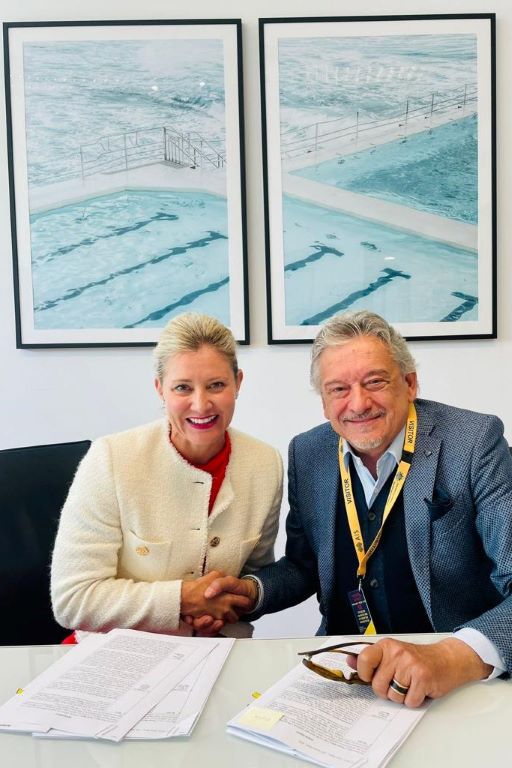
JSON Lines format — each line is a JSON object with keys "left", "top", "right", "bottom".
{"left": 403, "top": 411, "right": 441, "bottom": 625}
{"left": 209, "top": 474, "right": 234, "bottom": 523}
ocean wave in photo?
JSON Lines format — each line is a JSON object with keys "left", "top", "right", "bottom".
{"left": 23, "top": 38, "right": 226, "bottom": 186}
{"left": 278, "top": 34, "right": 477, "bottom": 131}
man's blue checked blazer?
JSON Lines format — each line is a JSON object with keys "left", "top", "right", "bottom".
{"left": 254, "top": 399, "right": 512, "bottom": 673}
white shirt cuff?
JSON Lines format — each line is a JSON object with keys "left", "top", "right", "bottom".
{"left": 241, "top": 575, "right": 264, "bottom": 612}
{"left": 454, "top": 627, "right": 506, "bottom": 680}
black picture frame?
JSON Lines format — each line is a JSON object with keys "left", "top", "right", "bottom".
{"left": 260, "top": 15, "right": 496, "bottom": 342}
{"left": 4, "top": 19, "right": 249, "bottom": 347}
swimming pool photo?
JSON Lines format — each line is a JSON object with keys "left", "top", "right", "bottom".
{"left": 4, "top": 20, "right": 248, "bottom": 345}
{"left": 261, "top": 16, "right": 495, "bottom": 341}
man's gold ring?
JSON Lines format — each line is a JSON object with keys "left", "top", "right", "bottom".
{"left": 389, "top": 678, "right": 409, "bottom": 696}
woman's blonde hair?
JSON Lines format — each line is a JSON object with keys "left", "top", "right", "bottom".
{"left": 153, "top": 313, "right": 238, "bottom": 382}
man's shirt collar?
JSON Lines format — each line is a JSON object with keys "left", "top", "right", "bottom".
{"left": 342, "top": 425, "right": 406, "bottom": 470}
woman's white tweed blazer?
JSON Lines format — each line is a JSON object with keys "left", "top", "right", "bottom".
{"left": 51, "top": 420, "right": 283, "bottom": 636}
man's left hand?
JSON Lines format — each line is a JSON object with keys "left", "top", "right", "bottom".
{"left": 346, "top": 637, "right": 492, "bottom": 707}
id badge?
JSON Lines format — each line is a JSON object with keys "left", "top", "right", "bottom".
{"left": 348, "top": 587, "right": 376, "bottom": 635}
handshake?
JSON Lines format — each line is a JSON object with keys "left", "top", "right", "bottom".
{"left": 180, "top": 572, "right": 258, "bottom": 635}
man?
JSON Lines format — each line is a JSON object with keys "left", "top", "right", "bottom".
{"left": 194, "top": 311, "right": 512, "bottom": 707}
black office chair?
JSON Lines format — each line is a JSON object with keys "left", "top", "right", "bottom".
{"left": 0, "top": 439, "right": 90, "bottom": 645}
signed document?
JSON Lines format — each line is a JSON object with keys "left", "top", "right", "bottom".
{"left": 227, "top": 638, "right": 430, "bottom": 768}
{"left": 0, "top": 629, "right": 233, "bottom": 741}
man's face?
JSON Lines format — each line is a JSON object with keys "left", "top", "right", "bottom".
{"left": 319, "top": 336, "right": 417, "bottom": 460}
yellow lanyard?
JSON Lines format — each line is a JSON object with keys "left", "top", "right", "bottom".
{"left": 338, "top": 402, "right": 417, "bottom": 581}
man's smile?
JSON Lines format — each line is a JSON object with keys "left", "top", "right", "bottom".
{"left": 343, "top": 411, "right": 385, "bottom": 425}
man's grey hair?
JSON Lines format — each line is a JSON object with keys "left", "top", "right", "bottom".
{"left": 310, "top": 310, "right": 416, "bottom": 391}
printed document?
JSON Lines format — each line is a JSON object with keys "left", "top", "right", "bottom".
{"left": 0, "top": 629, "right": 232, "bottom": 741}
{"left": 125, "top": 639, "right": 233, "bottom": 739}
{"left": 227, "top": 640, "right": 429, "bottom": 768}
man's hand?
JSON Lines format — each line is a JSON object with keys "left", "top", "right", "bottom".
{"left": 181, "top": 576, "right": 259, "bottom": 635}
{"left": 203, "top": 575, "right": 259, "bottom": 606}
{"left": 180, "top": 571, "right": 253, "bottom": 624}
{"left": 346, "top": 637, "right": 492, "bottom": 707}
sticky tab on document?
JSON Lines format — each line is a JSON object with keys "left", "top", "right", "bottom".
{"left": 238, "top": 706, "right": 283, "bottom": 731}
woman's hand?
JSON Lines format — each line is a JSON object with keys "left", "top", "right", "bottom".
{"left": 181, "top": 575, "right": 259, "bottom": 634}
{"left": 180, "top": 571, "right": 253, "bottom": 624}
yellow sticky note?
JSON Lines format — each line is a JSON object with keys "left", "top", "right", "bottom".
{"left": 238, "top": 706, "right": 283, "bottom": 731}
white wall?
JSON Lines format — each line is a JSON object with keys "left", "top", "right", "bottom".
{"left": 1, "top": 0, "right": 511, "bottom": 638}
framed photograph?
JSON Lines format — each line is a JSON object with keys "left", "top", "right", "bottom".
{"left": 260, "top": 15, "right": 496, "bottom": 342}
{"left": 4, "top": 19, "right": 249, "bottom": 347}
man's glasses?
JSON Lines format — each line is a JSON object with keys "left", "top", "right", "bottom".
{"left": 298, "top": 641, "right": 373, "bottom": 685}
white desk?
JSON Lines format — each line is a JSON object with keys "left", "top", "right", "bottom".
{"left": 0, "top": 635, "right": 510, "bottom": 768}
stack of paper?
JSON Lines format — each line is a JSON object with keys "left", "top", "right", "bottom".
{"left": 227, "top": 639, "right": 430, "bottom": 768}
{"left": 0, "top": 628, "right": 233, "bottom": 741}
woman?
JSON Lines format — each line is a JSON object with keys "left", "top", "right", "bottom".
{"left": 51, "top": 313, "right": 283, "bottom": 638}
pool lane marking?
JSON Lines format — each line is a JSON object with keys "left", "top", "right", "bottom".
{"left": 126, "top": 276, "right": 229, "bottom": 327}
{"left": 441, "top": 292, "right": 478, "bottom": 322}
{"left": 284, "top": 243, "right": 344, "bottom": 272}
{"left": 34, "top": 231, "right": 227, "bottom": 313}
{"left": 35, "top": 211, "right": 179, "bottom": 264}
{"left": 300, "top": 268, "right": 411, "bottom": 325}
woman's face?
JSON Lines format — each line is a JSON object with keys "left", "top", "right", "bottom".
{"left": 155, "top": 344, "right": 243, "bottom": 463}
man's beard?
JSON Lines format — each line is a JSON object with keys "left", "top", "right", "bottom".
{"left": 347, "top": 435, "right": 385, "bottom": 453}
{"left": 343, "top": 410, "right": 386, "bottom": 454}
